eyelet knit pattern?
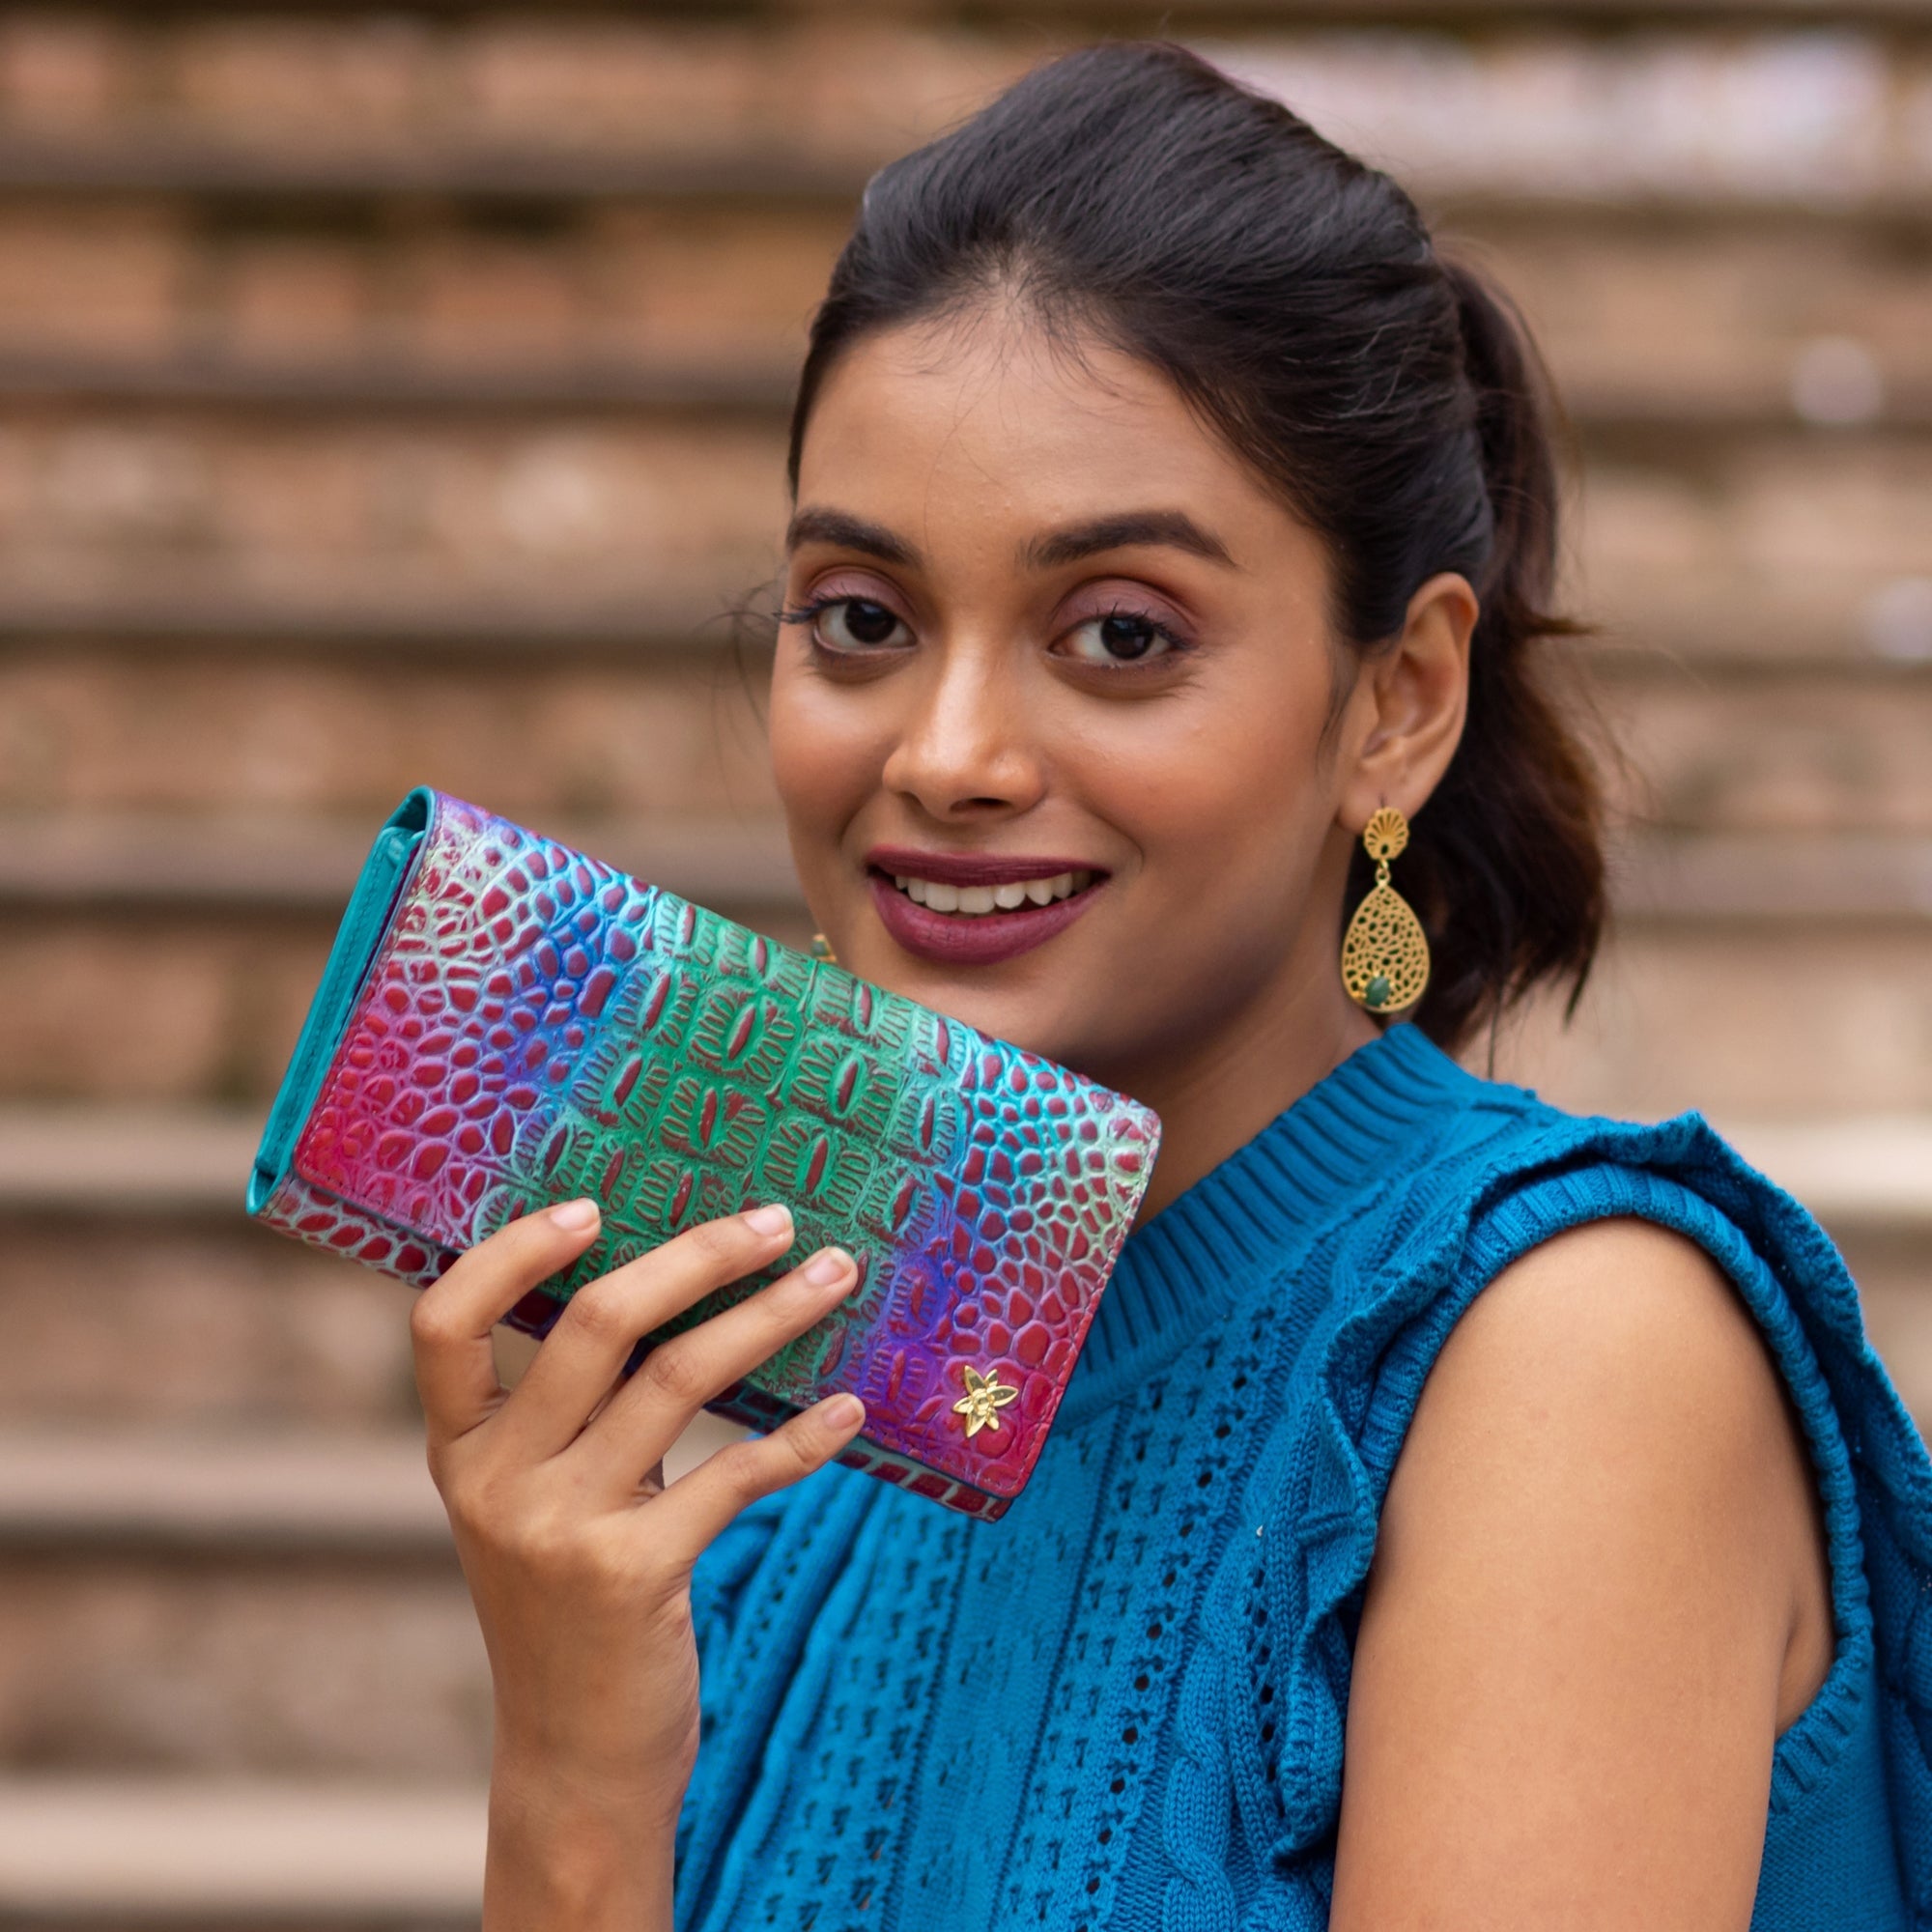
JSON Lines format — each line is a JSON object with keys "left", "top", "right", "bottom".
{"left": 675, "top": 1024, "right": 1932, "bottom": 1930}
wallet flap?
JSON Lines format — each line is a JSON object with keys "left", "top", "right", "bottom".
{"left": 247, "top": 788, "right": 432, "bottom": 1216}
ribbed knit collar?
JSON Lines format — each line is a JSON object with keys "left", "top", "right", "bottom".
{"left": 1060, "top": 1022, "right": 1473, "bottom": 1419}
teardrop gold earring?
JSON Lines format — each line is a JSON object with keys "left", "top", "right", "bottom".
{"left": 810, "top": 932, "right": 838, "bottom": 965}
{"left": 1340, "top": 806, "right": 1431, "bottom": 1015}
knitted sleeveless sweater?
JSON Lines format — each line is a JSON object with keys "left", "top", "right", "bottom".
{"left": 674, "top": 1023, "right": 1932, "bottom": 1929}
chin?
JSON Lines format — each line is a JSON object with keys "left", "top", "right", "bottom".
{"left": 862, "top": 953, "right": 1130, "bottom": 1089}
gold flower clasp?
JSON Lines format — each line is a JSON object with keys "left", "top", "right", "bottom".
{"left": 952, "top": 1364, "right": 1020, "bottom": 1439}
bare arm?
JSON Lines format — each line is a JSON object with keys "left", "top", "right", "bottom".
{"left": 408, "top": 1199, "right": 867, "bottom": 1931}
{"left": 1330, "top": 1215, "right": 1833, "bottom": 1931}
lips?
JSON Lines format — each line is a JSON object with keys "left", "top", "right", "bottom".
{"left": 863, "top": 846, "right": 1109, "bottom": 967}
{"left": 865, "top": 846, "right": 1097, "bottom": 887}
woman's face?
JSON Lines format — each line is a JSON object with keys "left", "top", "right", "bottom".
{"left": 769, "top": 304, "right": 1460, "bottom": 1102}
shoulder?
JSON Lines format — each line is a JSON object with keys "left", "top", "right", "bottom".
{"left": 1369, "top": 1214, "right": 1834, "bottom": 1694}
{"left": 1402, "top": 1214, "right": 1804, "bottom": 1492}
{"left": 1328, "top": 1213, "right": 1833, "bottom": 1925}
{"left": 1371, "top": 1216, "right": 1822, "bottom": 1627}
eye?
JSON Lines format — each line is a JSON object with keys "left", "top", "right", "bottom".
{"left": 1056, "top": 609, "right": 1186, "bottom": 666}
{"left": 781, "top": 594, "right": 912, "bottom": 654}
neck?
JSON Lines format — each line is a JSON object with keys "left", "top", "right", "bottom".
{"left": 1120, "top": 929, "right": 1384, "bottom": 1225}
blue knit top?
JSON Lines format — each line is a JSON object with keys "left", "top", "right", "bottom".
{"left": 674, "top": 1023, "right": 1932, "bottom": 1929}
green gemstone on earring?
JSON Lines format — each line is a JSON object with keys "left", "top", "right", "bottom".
{"left": 1365, "top": 975, "right": 1390, "bottom": 1009}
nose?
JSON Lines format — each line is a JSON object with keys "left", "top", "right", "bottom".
{"left": 878, "top": 639, "right": 1046, "bottom": 825}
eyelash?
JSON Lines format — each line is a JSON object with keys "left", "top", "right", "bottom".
{"left": 776, "top": 593, "right": 879, "bottom": 637}
{"left": 1074, "top": 604, "right": 1194, "bottom": 664}
{"left": 776, "top": 594, "right": 1193, "bottom": 666}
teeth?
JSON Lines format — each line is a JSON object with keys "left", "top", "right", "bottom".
{"left": 889, "top": 868, "right": 1097, "bottom": 917}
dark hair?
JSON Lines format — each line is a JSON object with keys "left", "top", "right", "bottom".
{"left": 784, "top": 38, "right": 1605, "bottom": 1055}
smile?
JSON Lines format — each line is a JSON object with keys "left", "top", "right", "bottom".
{"left": 863, "top": 849, "right": 1109, "bottom": 967}
{"left": 889, "top": 868, "right": 1098, "bottom": 916}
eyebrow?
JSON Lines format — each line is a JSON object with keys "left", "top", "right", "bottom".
{"left": 1024, "top": 510, "right": 1236, "bottom": 572}
{"left": 783, "top": 505, "right": 1237, "bottom": 572}
{"left": 783, "top": 507, "right": 920, "bottom": 567}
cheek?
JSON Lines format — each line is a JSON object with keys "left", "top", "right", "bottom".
{"left": 766, "top": 653, "right": 879, "bottom": 839}
{"left": 1070, "top": 666, "right": 1336, "bottom": 885}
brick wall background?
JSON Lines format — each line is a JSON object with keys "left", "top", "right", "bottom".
{"left": 0, "top": 2, "right": 1928, "bottom": 1922}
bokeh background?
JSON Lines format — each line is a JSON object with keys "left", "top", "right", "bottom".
{"left": 0, "top": 1, "right": 1927, "bottom": 1924}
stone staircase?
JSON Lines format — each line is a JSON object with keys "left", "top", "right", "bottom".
{"left": 1, "top": 2, "right": 1928, "bottom": 1922}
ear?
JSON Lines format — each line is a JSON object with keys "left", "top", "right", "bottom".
{"left": 1335, "top": 571, "right": 1477, "bottom": 834}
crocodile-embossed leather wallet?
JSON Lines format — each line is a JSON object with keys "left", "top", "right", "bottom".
{"left": 246, "top": 788, "right": 1160, "bottom": 1519}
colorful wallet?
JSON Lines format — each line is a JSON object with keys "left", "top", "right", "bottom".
{"left": 246, "top": 789, "right": 1160, "bottom": 1519}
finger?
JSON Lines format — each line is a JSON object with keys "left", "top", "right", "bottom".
{"left": 567, "top": 1244, "right": 860, "bottom": 1492}
{"left": 409, "top": 1198, "right": 602, "bottom": 1450}
{"left": 651, "top": 1393, "right": 867, "bottom": 1561}
{"left": 491, "top": 1203, "right": 801, "bottom": 1462}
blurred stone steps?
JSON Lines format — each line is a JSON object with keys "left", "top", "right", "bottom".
{"left": 8, "top": 650, "right": 1932, "bottom": 827}
{"left": 0, "top": 1426, "right": 449, "bottom": 1553}
{"left": 0, "top": 1413, "right": 735, "bottom": 1784}
{"left": 0, "top": 1213, "right": 427, "bottom": 1430}
{"left": 0, "top": 649, "right": 784, "bottom": 826}
{"left": 0, "top": 1417, "right": 737, "bottom": 1551}
{"left": 0, "top": 418, "right": 1921, "bottom": 656}
{"left": 0, "top": 206, "right": 1924, "bottom": 430}
{"left": 0, "top": 359, "right": 1920, "bottom": 437}
{"left": 3, "top": 594, "right": 1927, "bottom": 668}
{"left": 1492, "top": 926, "right": 1932, "bottom": 1119}
{"left": 0, "top": 591, "right": 735, "bottom": 648}
{"left": 5, "top": 831, "right": 1932, "bottom": 1112}
{"left": 4, "top": 572, "right": 1924, "bottom": 667}
{"left": 0, "top": 214, "right": 1927, "bottom": 430}
{"left": 0, "top": 15, "right": 1927, "bottom": 214}
{"left": 0, "top": 811, "right": 798, "bottom": 911}
{"left": 6, "top": 814, "right": 1932, "bottom": 917}
{"left": 1584, "top": 664, "right": 1932, "bottom": 832}
{"left": 0, "top": 1774, "right": 483, "bottom": 1928}
{"left": 0, "top": 410, "right": 791, "bottom": 611}
{"left": 0, "top": 349, "right": 1921, "bottom": 436}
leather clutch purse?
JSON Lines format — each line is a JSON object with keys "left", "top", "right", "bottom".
{"left": 246, "top": 788, "right": 1160, "bottom": 1519}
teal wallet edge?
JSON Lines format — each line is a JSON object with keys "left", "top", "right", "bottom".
{"left": 245, "top": 788, "right": 435, "bottom": 1214}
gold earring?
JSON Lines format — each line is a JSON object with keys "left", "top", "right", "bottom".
{"left": 810, "top": 932, "right": 838, "bottom": 965}
{"left": 1340, "top": 807, "right": 1430, "bottom": 1014}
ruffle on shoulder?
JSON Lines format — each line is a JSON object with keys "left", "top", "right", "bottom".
{"left": 1223, "top": 1103, "right": 1932, "bottom": 1913}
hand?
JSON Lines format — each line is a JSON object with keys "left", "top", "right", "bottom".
{"left": 407, "top": 1198, "right": 865, "bottom": 1923}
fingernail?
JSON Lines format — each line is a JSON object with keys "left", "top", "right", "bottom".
{"left": 551, "top": 1199, "right": 599, "bottom": 1232}
{"left": 744, "top": 1202, "right": 792, "bottom": 1236}
{"left": 819, "top": 1393, "right": 864, "bottom": 1430}
{"left": 801, "top": 1247, "right": 853, "bottom": 1288}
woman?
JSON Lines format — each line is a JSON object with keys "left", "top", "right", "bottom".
{"left": 407, "top": 41, "right": 1932, "bottom": 1929}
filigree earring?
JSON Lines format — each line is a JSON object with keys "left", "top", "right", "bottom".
{"left": 1340, "top": 807, "right": 1430, "bottom": 1015}
{"left": 810, "top": 932, "right": 838, "bottom": 965}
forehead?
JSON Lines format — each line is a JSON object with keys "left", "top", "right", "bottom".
{"left": 793, "top": 307, "right": 1296, "bottom": 554}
